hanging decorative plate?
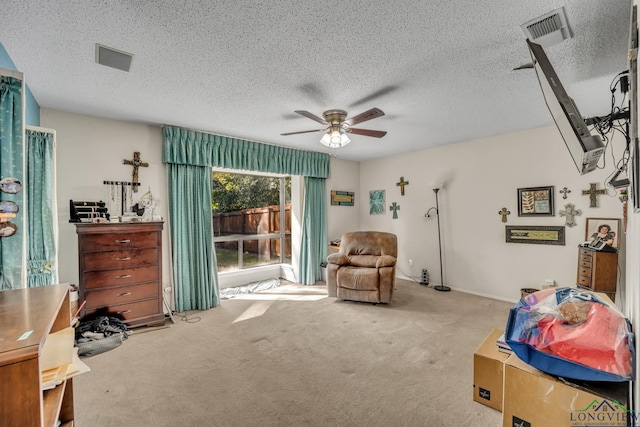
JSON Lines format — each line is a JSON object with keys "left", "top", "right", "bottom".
{"left": 0, "top": 201, "right": 19, "bottom": 213}
{"left": 0, "top": 177, "right": 22, "bottom": 194}
{"left": 0, "top": 221, "right": 17, "bottom": 237}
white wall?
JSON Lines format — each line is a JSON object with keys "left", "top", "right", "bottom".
{"left": 357, "top": 125, "right": 627, "bottom": 302}
{"left": 40, "top": 109, "right": 170, "bottom": 291}
{"left": 41, "top": 106, "right": 630, "bottom": 306}
{"left": 326, "top": 156, "right": 360, "bottom": 241}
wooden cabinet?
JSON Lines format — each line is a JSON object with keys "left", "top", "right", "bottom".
{"left": 75, "top": 222, "right": 165, "bottom": 328}
{"left": 0, "top": 284, "right": 74, "bottom": 427}
{"left": 576, "top": 247, "right": 618, "bottom": 301}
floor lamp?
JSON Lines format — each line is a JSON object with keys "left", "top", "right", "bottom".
{"left": 427, "top": 188, "right": 450, "bottom": 292}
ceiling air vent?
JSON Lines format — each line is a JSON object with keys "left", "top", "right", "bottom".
{"left": 521, "top": 7, "right": 573, "bottom": 48}
{"left": 95, "top": 44, "right": 134, "bottom": 72}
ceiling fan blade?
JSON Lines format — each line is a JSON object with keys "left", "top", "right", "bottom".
{"left": 294, "top": 110, "right": 328, "bottom": 125}
{"left": 348, "top": 128, "right": 387, "bottom": 138}
{"left": 345, "top": 107, "right": 385, "bottom": 126}
{"left": 281, "top": 128, "right": 326, "bottom": 136}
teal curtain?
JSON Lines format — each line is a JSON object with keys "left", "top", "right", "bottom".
{"left": 163, "top": 126, "right": 330, "bottom": 178}
{"left": 163, "top": 126, "right": 330, "bottom": 307}
{"left": 26, "top": 129, "right": 56, "bottom": 287}
{"left": 167, "top": 163, "right": 218, "bottom": 311}
{"left": 0, "top": 76, "right": 24, "bottom": 290}
{"left": 299, "top": 177, "right": 327, "bottom": 284}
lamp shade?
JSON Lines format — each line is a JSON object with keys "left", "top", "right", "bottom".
{"left": 320, "top": 129, "right": 351, "bottom": 148}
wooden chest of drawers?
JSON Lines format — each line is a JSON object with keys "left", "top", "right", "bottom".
{"left": 576, "top": 247, "right": 618, "bottom": 301}
{"left": 75, "top": 222, "right": 165, "bottom": 327}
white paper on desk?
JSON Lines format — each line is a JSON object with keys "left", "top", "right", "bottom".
{"left": 65, "top": 348, "right": 91, "bottom": 379}
{"left": 41, "top": 348, "right": 91, "bottom": 390}
{"left": 40, "top": 327, "right": 74, "bottom": 373}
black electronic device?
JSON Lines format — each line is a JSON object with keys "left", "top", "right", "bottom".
{"left": 527, "top": 39, "right": 605, "bottom": 175}
{"left": 580, "top": 240, "right": 617, "bottom": 252}
{"left": 69, "top": 200, "right": 110, "bottom": 223}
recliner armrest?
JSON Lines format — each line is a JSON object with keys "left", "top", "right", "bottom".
{"left": 327, "top": 253, "right": 350, "bottom": 265}
{"left": 376, "top": 255, "right": 396, "bottom": 268}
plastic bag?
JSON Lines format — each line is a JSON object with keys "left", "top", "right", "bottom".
{"left": 505, "top": 287, "right": 635, "bottom": 382}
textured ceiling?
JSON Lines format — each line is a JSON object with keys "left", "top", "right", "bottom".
{"left": 0, "top": 0, "right": 632, "bottom": 161}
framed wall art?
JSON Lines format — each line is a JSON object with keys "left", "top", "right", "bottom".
{"left": 517, "top": 186, "right": 554, "bottom": 216}
{"left": 585, "top": 218, "right": 621, "bottom": 250}
{"left": 331, "top": 190, "right": 355, "bottom": 206}
{"left": 369, "top": 190, "right": 386, "bottom": 215}
{"left": 505, "top": 225, "right": 565, "bottom": 245}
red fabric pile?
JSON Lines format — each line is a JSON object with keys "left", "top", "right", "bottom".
{"left": 533, "top": 302, "right": 633, "bottom": 378}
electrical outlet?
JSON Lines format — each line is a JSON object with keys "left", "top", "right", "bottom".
{"left": 409, "top": 259, "right": 413, "bottom": 266}
{"left": 544, "top": 279, "right": 556, "bottom": 287}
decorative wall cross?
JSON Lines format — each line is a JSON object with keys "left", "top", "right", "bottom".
{"left": 581, "top": 183, "right": 606, "bottom": 208}
{"left": 498, "top": 207, "right": 510, "bottom": 223}
{"left": 559, "top": 187, "right": 571, "bottom": 199}
{"left": 396, "top": 177, "right": 409, "bottom": 196}
{"left": 559, "top": 203, "right": 581, "bottom": 227}
{"left": 123, "top": 151, "right": 148, "bottom": 193}
{"left": 389, "top": 202, "right": 400, "bottom": 219}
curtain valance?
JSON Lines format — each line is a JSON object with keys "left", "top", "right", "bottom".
{"left": 163, "top": 126, "right": 330, "bottom": 178}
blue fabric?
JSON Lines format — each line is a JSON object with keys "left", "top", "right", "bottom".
{"left": 163, "top": 126, "right": 330, "bottom": 178}
{"left": 299, "top": 176, "right": 327, "bottom": 284}
{"left": 26, "top": 129, "right": 56, "bottom": 287}
{"left": 0, "top": 75, "right": 24, "bottom": 289}
{"left": 167, "top": 163, "right": 219, "bottom": 311}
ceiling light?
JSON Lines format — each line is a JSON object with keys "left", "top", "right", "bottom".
{"left": 320, "top": 128, "right": 351, "bottom": 148}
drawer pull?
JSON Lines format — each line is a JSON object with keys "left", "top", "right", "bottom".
{"left": 116, "top": 292, "right": 132, "bottom": 297}
{"left": 116, "top": 239, "right": 131, "bottom": 244}
{"left": 117, "top": 309, "right": 132, "bottom": 314}
{"left": 116, "top": 274, "right": 132, "bottom": 279}
{"left": 115, "top": 257, "right": 131, "bottom": 261}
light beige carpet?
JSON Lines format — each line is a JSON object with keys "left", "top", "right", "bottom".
{"left": 73, "top": 279, "right": 513, "bottom": 427}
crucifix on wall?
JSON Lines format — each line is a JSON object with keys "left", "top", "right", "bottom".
{"left": 581, "top": 183, "right": 606, "bottom": 208}
{"left": 498, "top": 207, "right": 510, "bottom": 223}
{"left": 396, "top": 177, "right": 409, "bottom": 196}
{"left": 123, "top": 151, "right": 148, "bottom": 193}
{"left": 559, "top": 203, "right": 581, "bottom": 227}
{"left": 389, "top": 202, "right": 400, "bottom": 219}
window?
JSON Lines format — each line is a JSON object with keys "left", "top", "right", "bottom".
{"left": 212, "top": 171, "right": 291, "bottom": 272}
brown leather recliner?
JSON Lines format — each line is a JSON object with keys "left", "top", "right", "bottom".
{"left": 326, "top": 231, "right": 397, "bottom": 303}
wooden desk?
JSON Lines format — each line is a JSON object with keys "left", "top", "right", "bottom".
{"left": 0, "top": 284, "right": 74, "bottom": 427}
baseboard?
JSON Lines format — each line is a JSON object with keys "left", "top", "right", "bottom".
{"left": 395, "top": 275, "right": 518, "bottom": 304}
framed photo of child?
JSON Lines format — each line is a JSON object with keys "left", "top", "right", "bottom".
{"left": 585, "top": 218, "right": 621, "bottom": 250}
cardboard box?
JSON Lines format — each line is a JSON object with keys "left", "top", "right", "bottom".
{"left": 473, "top": 328, "right": 511, "bottom": 411}
{"left": 502, "top": 354, "right": 629, "bottom": 427}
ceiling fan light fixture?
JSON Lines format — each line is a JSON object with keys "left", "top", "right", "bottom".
{"left": 284, "top": 107, "right": 384, "bottom": 147}
{"left": 320, "top": 129, "right": 351, "bottom": 148}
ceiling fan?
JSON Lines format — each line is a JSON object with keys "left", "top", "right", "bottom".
{"left": 281, "top": 107, "right": 387, "bottom": 148}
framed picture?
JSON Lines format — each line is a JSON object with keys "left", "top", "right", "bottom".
{"left": 517, "top": 186, "right": 554, "bottom": 216}
{"left": 331, "top": 190, "right": 355, "bottom": 206}
{"left": 505, "top": 225, "right": 565, "bottom": 245}
{"left": 369, "top": 190, "right": 386, "bottom": 215}
{"left": 585, "top": 218, "right": 621, "bottom": 250}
